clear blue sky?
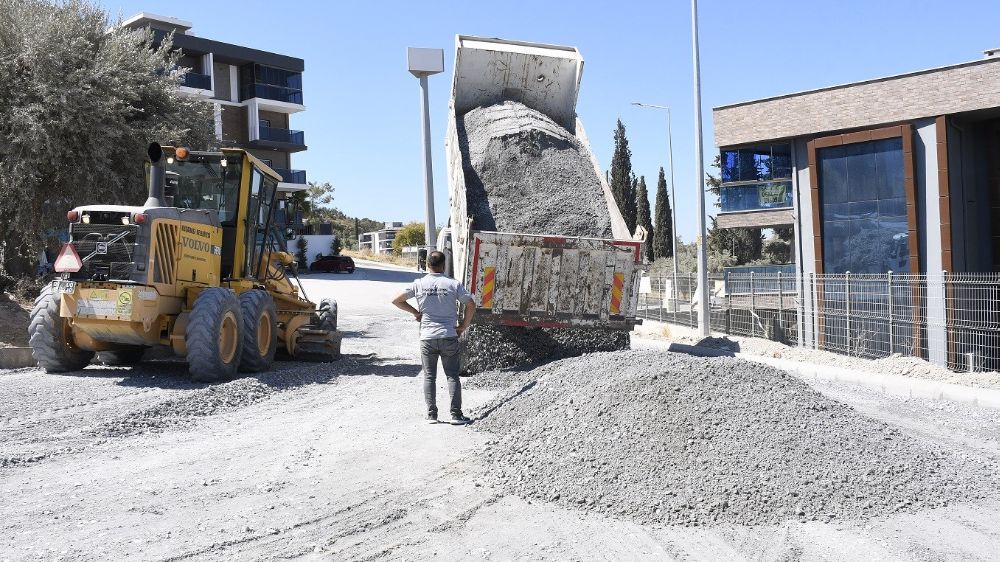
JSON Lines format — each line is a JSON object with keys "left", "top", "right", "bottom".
{"left": 104, "top": 0, "right": 1000, "bottom": 240}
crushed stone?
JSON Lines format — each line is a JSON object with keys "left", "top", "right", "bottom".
{"left": 649, "top": 323, "right": 1000, "bottom": 390}
{"left": 93, "top": 361, "right": 345, "bottom": 438}
{"left": 457, "top": 101, "right": 626, "bottom": 373}
{"left": 458, "top": 100, "right": 612, "bottom": 238}
{"left": 473, "top": 350, "right": 997, "bottom": 527}
{"left": 461, "top": 325, "right": 629, "bottom": 375}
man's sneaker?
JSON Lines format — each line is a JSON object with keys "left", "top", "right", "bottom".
{"left": 426, "top": 412, "right": 438, "bottom": 424}
{"left": 450, "top": 412, "right": 472, "bottom": 425}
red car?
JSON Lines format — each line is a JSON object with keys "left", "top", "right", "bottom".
{"left": 310, "top": 255, "right": 356, "bottom": 274}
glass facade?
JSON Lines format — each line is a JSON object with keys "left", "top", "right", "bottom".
{"left": 818, "top": 138, "right": 908, "bottom": 273}
{"left": 240, "top": 63, "right": 303, "bottom": 104}
{"left": 718, "top": 144, "right": 793, "bottom": 213}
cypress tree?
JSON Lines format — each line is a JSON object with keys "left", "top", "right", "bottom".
{"left": 635, "top": 176, "right": 654, "bottom": 262}
{"left": 652, "top": 167, "right": 673, "bottom": 259}
{"left": 610, "top": 119, "right": 638, "bottom": 233}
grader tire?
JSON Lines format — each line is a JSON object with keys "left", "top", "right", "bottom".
{"left": 28, "top": 283, "right": 94, "bottom": 373}
{"left": 96, "top": 346, "right": 146, "bottom": 366}
{"left": 238, "top": 290, "right": 277, "bottom": 373}
{"left": 318, "top": 298, "right": 337, "bottom": 332}
{"left": 186, "top": 288, "right": 242, "bottom": 383}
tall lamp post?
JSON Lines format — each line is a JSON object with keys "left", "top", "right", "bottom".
{"left": 407, "top": 47, "right": 445, "bottom": 255}
{"left": 691, "top": 0, "right": 710, "bottom": 336}
{"left": 631, "top": 102, "right": 680, "bottom": 310}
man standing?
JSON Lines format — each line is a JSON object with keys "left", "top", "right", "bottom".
{"left": 392, "top": 251, "right": 476, "bottom": 424}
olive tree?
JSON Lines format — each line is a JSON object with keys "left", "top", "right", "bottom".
{"left": 0, "top": 0, "right": 214, "bottom": 277}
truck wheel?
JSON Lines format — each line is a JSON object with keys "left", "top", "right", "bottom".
{"left": 28, "top": 283, "right": 94, "bottom": 372}
{"left": 96, "top": 346, "right": 146, "bottom": 366}
{"left": 186, "top": 288, "right": 242, "bottom": 383}
{"left": 238, "top": 290, "right": 277, "bottom": 373}
{"left": 318, "top": 298, "right": 337, "bottom": 332}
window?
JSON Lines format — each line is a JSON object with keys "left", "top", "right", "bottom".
{"left": 165, "top": 155, "right": 243, "bottom": 225}
{"left": 718, "top": 143, "right": 793, "bottom": 212}
{"left": 259, "top": 119, "right": 271, "bottom": 128}
{"left": 818, "top": 138, "right": 907, "bottom": 274}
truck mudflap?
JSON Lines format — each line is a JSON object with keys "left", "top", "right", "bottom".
{"left": 465, "top": 231, "right": 643, "bottom": 331}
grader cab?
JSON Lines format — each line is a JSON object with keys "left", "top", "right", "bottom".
{"left": 29, "top": 143, "right": 339, "bottom": 382}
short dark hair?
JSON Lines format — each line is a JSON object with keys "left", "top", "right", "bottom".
{"left": 427, "top": 250, "right": 446, "bottom": 270}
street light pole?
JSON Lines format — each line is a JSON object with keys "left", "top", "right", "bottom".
{"left": 691, "top": 0, "right": 710, "bottom": 336}
{"left": 631, "top": 102, "right": 680, "bottom": 311}
{"left": 407, "top": 47, "right": 445, "bottom": 256}
{"left": 417, "top": 74, "right": 436, "bottom": 250}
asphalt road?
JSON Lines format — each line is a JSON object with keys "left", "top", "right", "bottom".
{"left": 2, "top": 262, "right": 999, "bottom": 560}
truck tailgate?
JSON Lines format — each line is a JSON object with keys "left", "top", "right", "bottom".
{"left": 465, "top": 231, "right": 642, "bottom": 330}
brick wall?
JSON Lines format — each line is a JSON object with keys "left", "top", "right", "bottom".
{"left": 714, "top": 58, "right": 1000, "bottom": 147}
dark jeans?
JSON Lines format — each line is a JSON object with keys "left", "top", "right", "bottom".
{"left": 420, "top": 337, "right": 462, "bottom": 415}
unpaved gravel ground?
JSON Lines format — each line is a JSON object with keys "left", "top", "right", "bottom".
{"left": 2, "top": 261, "right": 1000, "bottom": 560}
{"left": 474, "top": 351, "right": 997, "bottom": 526}
{"left": 646, "top": 322, "right": 1000, "bottom": 389}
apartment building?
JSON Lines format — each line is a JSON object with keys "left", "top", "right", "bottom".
{"left": 358, "top": 222, "right": 404, "bottom": 255}
{"left": 121, "top": 13, "right": 308, "bottom": 194}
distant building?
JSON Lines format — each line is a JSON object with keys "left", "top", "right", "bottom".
{"left": 359, "top": 222, "right": 404, "bottom": 255}
{"left": 120, "top": 12, "right": 309, "bottom": 232}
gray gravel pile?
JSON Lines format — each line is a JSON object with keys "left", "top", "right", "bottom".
{"left": 95, "top": 362, "right": 343, "bottom": 438}
{"left": 458, "top": 101, "right": 612, "bottom": 238}
{"left": 461, "top": 325, "right": 629, "bottom": 375}
{"left": 475, "top": 350, "right": 996, "bottom": 526}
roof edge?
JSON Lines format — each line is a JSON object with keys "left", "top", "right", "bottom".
{"left": 713, "top": 57, "right": 1000, "bottom": 112}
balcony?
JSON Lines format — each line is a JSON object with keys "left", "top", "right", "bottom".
{"left": 716, "top": 181, "right": 794, "bottom": 229}
{"left": 241, "top": 84, "right": 303, "bottom": 105}
{"left": 181, "top": 72, "right": 212, "bottom": 91}
{"left": 251, "top": 125, "right": 307, "bottom": 152}
{"left": 273, "top": 168, "right": 307, "bottom": 184}
{"left": 719, "top": 181, "right": 793, "bottom": 213}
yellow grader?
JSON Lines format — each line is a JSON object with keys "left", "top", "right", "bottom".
{"left": 29, "top": 143, "right": 339, "bottom": 382}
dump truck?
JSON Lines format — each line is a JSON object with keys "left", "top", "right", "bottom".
{"left": 30, "top": 143, "right": 339, "bottom": 382}
{"left": 440, "top": 36, "right": 644, "bottom": 332}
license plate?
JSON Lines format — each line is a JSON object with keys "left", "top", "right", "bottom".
{"left": 59, "top": 280, "right": 76, "bottom": 294}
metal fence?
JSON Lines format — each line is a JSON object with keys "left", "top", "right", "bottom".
{"left": 637, "top": 271, "right": 1000, "bottom": 372}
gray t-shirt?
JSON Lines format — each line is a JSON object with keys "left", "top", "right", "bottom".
{"left": 405, "top": 273, "right": 475, "bottom": 340}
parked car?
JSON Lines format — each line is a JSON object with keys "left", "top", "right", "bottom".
{"left": 310, "top": 255, "right": 356, "bottom": 274}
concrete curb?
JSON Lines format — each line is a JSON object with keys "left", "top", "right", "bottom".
{"left": 634, "top": 337, "right": 1000, "bottom": 410}
{"left": 0, "top": 347, "right": 36, "bottom": 369}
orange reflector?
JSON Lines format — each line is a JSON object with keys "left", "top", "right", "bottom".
{"left": 482, "top": 267, "right": 496, "bottom": 309}
{"left": 175, "top": 147, "right": 189, "bottom": 160}
{"left": 609, "top": 272, "right": 625, "bottom": 315}
{"left": 54, "top": 243, "right": 82, "bottom": 273}
{"left": 66, "top": 210, "right": 79, "bottom": 222}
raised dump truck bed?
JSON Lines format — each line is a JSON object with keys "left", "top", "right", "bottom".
{"left": 444, "top": 35, "right": 643, "bottom": 331}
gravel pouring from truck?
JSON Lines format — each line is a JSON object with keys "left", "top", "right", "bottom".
{"left": 442, "top": 36, "right": 645, "bottom": 332}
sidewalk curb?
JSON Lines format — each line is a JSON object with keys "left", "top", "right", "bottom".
{"left": 0, "top": 347, "right": 36, "bottom": 369}
{"left": 634, "top": 337, "right": 1000, "bottom": 410}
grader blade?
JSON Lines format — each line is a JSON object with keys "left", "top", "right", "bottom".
{"left": 293, "top": 327, "right": 341, "bottom": 362}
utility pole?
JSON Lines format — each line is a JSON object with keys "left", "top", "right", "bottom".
{"left": 691, "top": 0, "right": 710, "bottom": 336}
{"left": 407, "top": 47, "right": 445, "bottom": 251}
